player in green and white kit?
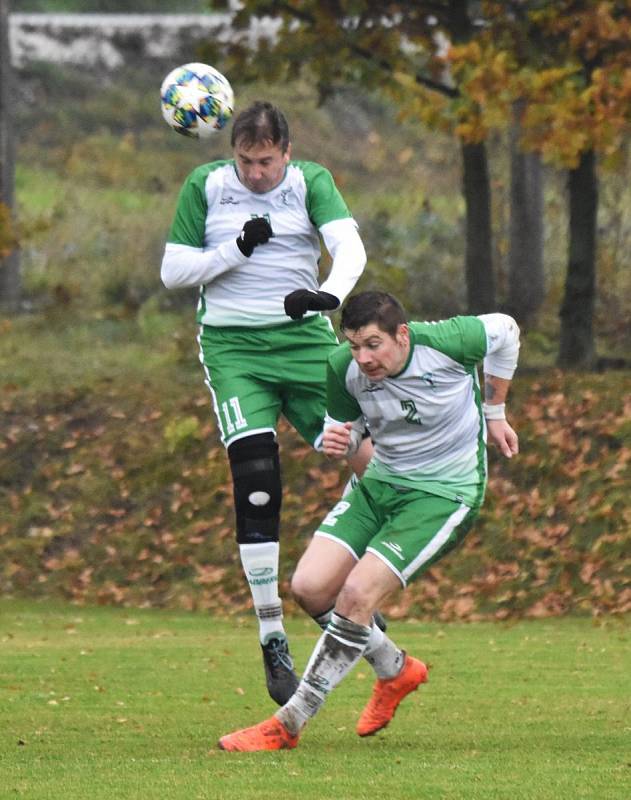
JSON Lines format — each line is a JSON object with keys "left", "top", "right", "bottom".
{"left": 161, "top": 102, "right": 371, "bottom": 706}
{"left": 218, "top": 290, "right": 520, "bottom": 751}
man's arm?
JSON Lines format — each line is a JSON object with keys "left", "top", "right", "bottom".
{"left": 283, "top": 218, "right": 366, "bottom": 320}
{"left": 283, "top": 163, "right": 366, "bottom": 319}
{"left": 322, "top": 354, "right": 365, "bottom": 458}
{"left": 161, "top": 166, "right": 273, "bottom": 290}
{"left": 478, "top": 313, "right": 521, "bottom": 459}
{"left": 483, "top": 374, "right": 519, "bottom": 458}
{"left": 318, "top": 218, "right": 367, "bottom": 305}
{"left": 322, "top": 415, "right": 366, "bottom": 459}
{"left": 161, "top": 217, "right": 274, "bottom": 289}
{"left": 161, "top": 241, "right": 247, "bottom": 289}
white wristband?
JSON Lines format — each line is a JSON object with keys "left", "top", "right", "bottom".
{"left": 483, "top": 402, "right": 506, "bottom": 421}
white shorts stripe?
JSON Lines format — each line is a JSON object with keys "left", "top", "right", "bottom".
{"left": 401, "top": 502, "right": 470, "bottom": 583}
{"left": 197, "top": 326, "right": 276, "bottom": 448}
{"left": 197, "top": 328, "right": 226, "bottom": 444}
{"left": 314, "top": 531, "right": 360, "bottom": 561}
{"left": 366, "top": 546, "right": 406, "bottom": 587}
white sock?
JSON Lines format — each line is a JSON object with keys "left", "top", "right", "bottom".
{"left": 312, "top": 610, "right": 402, "bottom": 678}
{"left": 238, "top": 541, "right": 284, "bottom": 643}
{"left": 312, "top": 608, "right": 333, "bottom": 630}
{"left": 363, "top": 621, "right": 405, "bottom": 679}
{"left": 277, "top": 612, "right": 370, "bottom": 735}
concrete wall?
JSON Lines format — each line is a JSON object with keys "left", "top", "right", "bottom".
{"left": 9, "top": 12, "right": 278, "bottom": 69}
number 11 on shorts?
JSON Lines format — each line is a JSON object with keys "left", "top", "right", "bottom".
{"left": 221, "top": 396, "right": 248, "bottom": 435}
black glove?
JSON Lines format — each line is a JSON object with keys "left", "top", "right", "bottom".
{"left": 284, "top": 289, "right": 340, "bottom": 320}
{"left": 236, "top": 217, "right": 273, "bottom": 257}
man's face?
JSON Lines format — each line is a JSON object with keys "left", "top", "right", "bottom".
{"left": 345, "top": 323, "right": 410, "bottom": 382}
{"left": 234, "top": 139, "right": 291, "bottom": 194}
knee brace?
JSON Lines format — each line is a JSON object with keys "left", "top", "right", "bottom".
{"left": 228, "top": 432, "right": 282, "bottom": 544}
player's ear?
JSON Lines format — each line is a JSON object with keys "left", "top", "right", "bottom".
{"left": 284, "top": 142, "right": 292, "bottom": 162}
{"left": 396, "top": 324, "right": 410, "bottom": 346}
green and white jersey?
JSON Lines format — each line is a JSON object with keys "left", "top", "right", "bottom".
{"left": 162, "top": 159, "right": 365, "bottom": 327}
{"left": 326, "top": 314, "right": 519, "bottom": 507}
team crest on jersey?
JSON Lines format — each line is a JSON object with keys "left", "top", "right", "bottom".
{"left": 420, "top": 372, "right": 436, "bottom": 388}
{"left": 250, "top": 212, "right": 272, "bottom": 224}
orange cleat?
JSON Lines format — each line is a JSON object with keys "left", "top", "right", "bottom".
{"left": 356, "top": 654, "right": 428, "bottom": 737}
{"left": 218, "top": 716, "right": 299, "bottom": 752}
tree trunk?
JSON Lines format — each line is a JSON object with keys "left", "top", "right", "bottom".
{"left": 461, "top": 140, "right": 495, "bottom": 313}
{"left": 507, "top": 104, "right": 544, "bottom": 324}
{"left": 558, "top": 149, "right": 597, "bottom": 369}
{"left": 0, "top": 0, "right": 21, "bottom": 313}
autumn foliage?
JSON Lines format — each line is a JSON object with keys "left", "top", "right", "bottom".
{"left": 224, "top": 1, "right": 631, "bottom": 165}
{"left": 448, "top": 1, "right": 631, "bottom": 167}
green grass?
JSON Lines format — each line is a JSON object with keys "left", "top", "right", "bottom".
{"left": 1, "top": 600, "right": 629, "bottom": 799}
{"left": 0, "top": 312, "right": 195, "bottom": 397}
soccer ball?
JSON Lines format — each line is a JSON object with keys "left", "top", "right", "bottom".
{"left": 160, "top": 62, "right": 234, "bottom": 139}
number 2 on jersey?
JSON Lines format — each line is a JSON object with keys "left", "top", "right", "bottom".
{"left": 401, "top": 399, "right": 423, "bottom": 426}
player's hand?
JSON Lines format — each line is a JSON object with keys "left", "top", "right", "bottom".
{"left": 322, "top": 422, "right": 353, "bottom": 459}
{"left": 487, "top": 419, "right": 519, "bottom": 459}
{"left": 236, "top": 217, "right": 273, "bottom": 257}
{"left": 284, "top": 289, "right": 340, "bottom": 320}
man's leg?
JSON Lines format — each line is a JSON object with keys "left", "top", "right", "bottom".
{"left": 290, "top": 533, "right": 379, "bottom": 648}
{"left": 218, "top": 553, "right": 419, "bottom": 751}
{"left": 286, "top": 553, "right": 426, "bottom": 740}
{"left": 312, "top": 609, "right": 401, "bottom": 675}
{"left": 339, "top": 437, "right": 387, "bottom": 640}
{"left": 290, "top": 535, "right": 356, "bottom": 615}
{"left": 330, "top": 555, "right": 428, "bottom": 736}
{"left": 228, "top": 432, "right": 299, "bottom": 705}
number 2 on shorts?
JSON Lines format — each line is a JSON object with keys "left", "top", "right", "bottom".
{"left": 322, "top": 500, "right": 351, "bottom": 528}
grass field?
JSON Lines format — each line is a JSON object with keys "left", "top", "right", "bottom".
{"left": 1, "top": 600, "right": 629, "bottom": 799}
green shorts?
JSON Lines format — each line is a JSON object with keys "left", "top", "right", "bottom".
{"left": 315, "top": 477, "right": 478, "bottom": 586}
{"left": 198, "top": 314, "right": 338, "bottom": 448}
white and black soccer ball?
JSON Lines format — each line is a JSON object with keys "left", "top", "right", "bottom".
{"left": 160, "top": 62, "right": 234, "bottom": 139}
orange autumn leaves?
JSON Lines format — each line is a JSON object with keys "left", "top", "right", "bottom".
{"left": 447, "top": 2, "right": 631, "bottom": 166}
{"left": 1, "top": 370, "right": 629, "bottom": 619}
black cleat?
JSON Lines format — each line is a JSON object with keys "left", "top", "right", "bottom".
{"left": 373, "top": 611, "right": 388, "bottom": 632}
{"left": 261, "top": 634, "right": 300, "bottom": 705}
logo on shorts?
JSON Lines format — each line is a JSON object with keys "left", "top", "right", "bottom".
{"left": 382, "top": 541, "right": 405, "bottom": 560}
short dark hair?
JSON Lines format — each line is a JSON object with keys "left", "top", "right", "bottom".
{"left": 230, "top": 101, "right": 290, "bottom": 152}
{"left": 340, "top": 291, "right": 408, "bottom": 337}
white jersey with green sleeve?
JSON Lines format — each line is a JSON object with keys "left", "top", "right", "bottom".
{"left": 325, "top": 314, "right": 519, "bottom": 507}
{"left": 162, "top": 159, "right": 364, "bottom": 326}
